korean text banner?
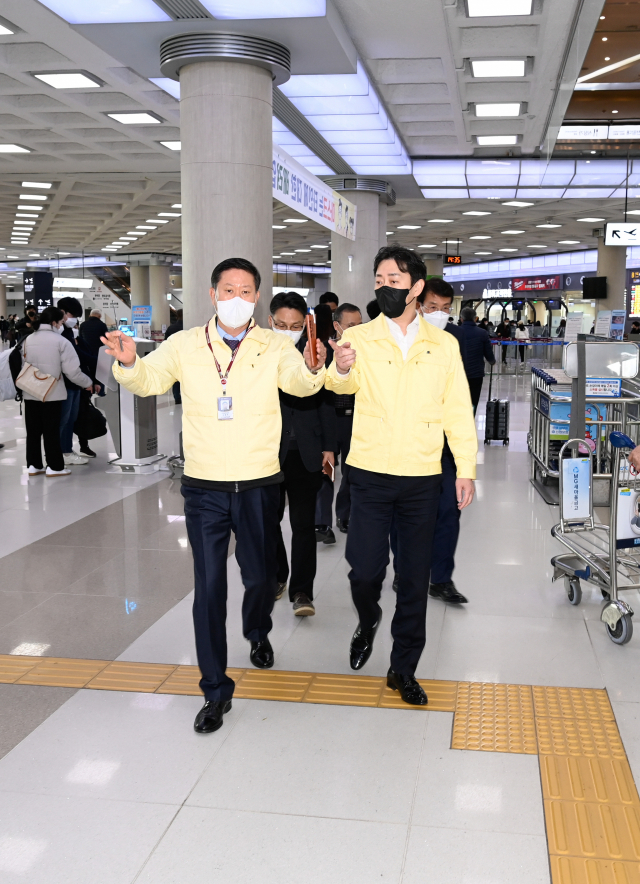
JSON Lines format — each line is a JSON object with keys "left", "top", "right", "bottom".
{"left": 272, "top": 145, "right": 356, "bottom": 241}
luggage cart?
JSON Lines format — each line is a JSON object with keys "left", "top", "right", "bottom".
{"left": 551, "top": 432, "right": 637, "bottom": 645}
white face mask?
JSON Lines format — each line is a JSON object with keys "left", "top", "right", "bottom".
{"left": 215, "top": 295, "right": 255, "bottom": 329}
{"left": 54, "top": 324, "right": 64, "bottom": 334}
{"left": 271, "top": 325, "right": 303, "bottom": 345}
{"left": 422, "top": 310, "right": 450, "bottom": 330}
{"left": 64, "top": 317, "right": 78, "bottom": 328}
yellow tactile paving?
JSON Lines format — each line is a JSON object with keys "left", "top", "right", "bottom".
{"left": 304, "top": 673, "right": 385, "bottom": 707}
{"left": 17, "top": 657, "right": 110, "bottom": 688}
{"left": 452, "top": 681, "right": 538, "bottom": 754}
{"left": 540, "top": 755, "right": 639, "bottom": 806}
{"left": 0, "top": 655, "right": 41, "bottom": 683}
{"left": 550, "top": 855, "right": 640, "bottom": 883}
{"left": 379, "top": 679, "right": 457, "bottom": 712}
{"left": 545, "top": 800, "right": 640, "bottom": 861}
{"left": 86, "top": 661, "right": 177, "bottom": 693}
{"left": 533, "top": 686, "right": 615, "bottom": 722}
{"left": 537, "top": 716, "right": 626, "bottom": 759}
{"left": 234, "top": 669, "right": 313, "bottom": 702}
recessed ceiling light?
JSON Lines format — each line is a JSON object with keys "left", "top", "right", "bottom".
{"left": 127, "top": 231, "right": 144, "bottom": 235}
{"left": 626, "top": 210, "right": 640, "bottom": 216}
{"left": 158, "top": 212, "right": 181, "bottom": 217}
{"left": 443, "top": 239, "right": 462, "bottom": 244}
{"left": 558, "top": 240, "right": 581, "bottom": 244}
{"left": 14, "top": 220, "right": 35, "bottom": 225}
{"left": 108, "top": 112, "right": 163, "bottom": 124}
{"left": 612, "top": 109, "right": 618, "bottom": 113}
{"left": 536, "top": 223, "right": 561, "bottom": 228}
{"left": 463, "top": 211, "right": 491, "bottom": 216}
{"left": 602, "top": 36, "right": 608, "bottom": 41}
{"left": 471, "top": 59, "right": 526, "bottom": 78}
{"left": 475, "top": 103, "right": 521, "bottom": 117}
{"left": 272, "top": 225, "right": 286, "bottom": 229}
{"left": 281, "top": 252, "right": 296, "bottom": 255}
{"left": 477, "top": 135, "right": 518, "bottom": 146}
{"left": 418, "top": 244, "right": 437, "bottom": 248}
{"left": 386, "top": 231, "right": 393, "bottom": 235}
{"left": 470, "top": 235, "right": 491, "bottom": 239}
{"left": 398, "top": 224, "right": 421, "bottom": 229}
{"left": 605, "top": 57, "right": 610, "bottom": 61}
{"left": 501, "top": 229, "right": 525, "bottom": 234}
{"left": 20, "top": 194, "right": 47, "bottom": 201}
{"left": 136, "top": 225, "right": 156, "bottom": 230}
{"left": 499, "top": 248, "right": 518, "bottom": 252}
{"left": 171, "top": 203, "right": 182, "bottom": 208}
{"left": 146, "top": 219, "right": 169, "bottom": 224}
{"left": 0, "top": 145, "right": 31, "bottom": 153}
{"left": 313, "top": 262, "right": 326, "bottom": 266}
{"left": 475, "top": 251, "right": 493, "bottom": 255}
{"left": 428, "top": 219, "right": 454, "bottom": 223}
{"left": 160, "top": 141, "right": 181, "bottom": 150}
{"left": 33, "top": 71, "right": 102, "bottom": 89}
{"left": 310, "top": 245, "right": 328, "bottom": 248}
{"left": 283, "top": 218, "right": 308, "bottom": 223}
{"left": 295, "top": 249, "right": 312, "bottom": 252}
{"left": 28, "top": 253, "right": 41, "bottom": 257}
{"left": 576, "top": 217, "right": 605, "bottom": 222}
{"left": 21, "top": 181, "right": 52, "bottom": 189}
{"left": 503, "top": 201, "right": 534, "bottom": 207}
{"left": 468, "top": 0, "right": 532, "bottom": 14}
{"left": 527, "top": 245, "right": 547, "bottom": 248}
{"left": 15, "top": 213, "right": 38, "bottom": 219}
{"left": 18, "top": 205, "right": 43, "bottom": 211}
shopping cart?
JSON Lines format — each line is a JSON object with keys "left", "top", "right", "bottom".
{"left": 550, "top": 431, "right": 638, "bottom": 645}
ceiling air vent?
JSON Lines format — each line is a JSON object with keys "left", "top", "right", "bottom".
{"left": 154, "top": 0, "right": 213, "bottom": 19}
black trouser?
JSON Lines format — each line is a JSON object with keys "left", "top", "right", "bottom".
{"left": 277, "top": 448, "right": 323, "bottom": 600}
{"left": 467, "top": 376, "right": 483, "bottom": 415}
{"left": 519, "top": 345, "right": 526, "bottom": 363}
{"left": 347, "top": 467, "right": 441, "bottom": 676}
{"left": 315, "top": 411, "right": 353, "bottom": 526}
{"left": 182, "top": 482, "right": 280, "bottom": 703}
{"left": 172, "top": 381, "right": 181, "bottom": 404}
{"left": 24, "top": 400, "right": 64, "bottom": 472}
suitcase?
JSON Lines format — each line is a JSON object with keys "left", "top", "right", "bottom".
{"left": 484, "top": 365, "right": 510, "bottom": 446}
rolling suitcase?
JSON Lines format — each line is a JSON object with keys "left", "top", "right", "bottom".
{"left": 484, "top": 364, "right": 509, "bottom": 446}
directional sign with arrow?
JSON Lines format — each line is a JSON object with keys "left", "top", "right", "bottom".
{"left": 605, "top": 223, "right": 640, "bottom": 246}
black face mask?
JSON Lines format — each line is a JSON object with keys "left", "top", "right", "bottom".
{"left": 375, "top": 285, "right": 413, "bottom": 319}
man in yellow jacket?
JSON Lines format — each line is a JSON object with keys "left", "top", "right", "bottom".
{"left": 326, "top": 245, "right": 477, "bottom": 706}
{"left": 102, "top": 257, "right": 326, "bottom": 734}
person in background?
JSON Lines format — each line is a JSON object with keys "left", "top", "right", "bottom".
{"left": 57, "top": 296, "right": 95, "bottom": 462}
{"left": 318, "top": 292, "right": 339, "bottom": 314}
{"left": 316, "top": 302, "right": 363, "bottom": 535}
{"left": 104, "top": 257, "right": 327, "bottom": 735}
{"left": 454, "top": 306, "right": 496, "bottom": 413}
{"left": 630, "top": 321, "right": 640, "bottom": 335}
{"left": 515, "top": 321, "right": 530, "bottom": 369}
{"left": 164, "top": 308, "right": 184, "bottom": 405}
{"left": 15, "top": 307, "right": 38, "bottom": 339}
{"left": 366, "top": 299, "right": 381, "bottom": 321}
{"left": 496, "top": 315, "right": 512, "bottom": 365}
{"left": 1, "top": 315, "right": 9, "bottom": 344}
{"left": 21, "top": 306, "right": 93, "bottom": 478}
{"left": 79, "top": 310, "right": 108, "bottom": 356}
{"left": 479, "top": 317, "right": 490, "bottom": 331}
{"left": 270, "top": 292, "right": 336, "bottom": 615}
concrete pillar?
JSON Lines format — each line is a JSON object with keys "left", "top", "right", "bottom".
{"left": 597, "top": 236, "right": 627, "bottom": 311}
{"left": 378, "top": 202, "right": 388, "bottom": 250}
{"left": 149, "top": 264, "right": 171, "bottom": 332}
{"left": 0, "top": 284, "right": 6, "bottom": 319}
{"left": 425, "top": 256, "right": 444, "bottom": 277}
{"left": 129, "top": 265, "right": 149, "bottom": 307}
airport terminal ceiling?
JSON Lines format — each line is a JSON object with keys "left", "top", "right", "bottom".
{"left": 0, "top": 0, "right": 638, "bottom": 280}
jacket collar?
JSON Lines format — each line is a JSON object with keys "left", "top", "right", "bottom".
{"left": 362, "top": 311, "right": 442, "bottom": 352}
{"left": 197, "top": 318, "right": 269, "bottom": 349}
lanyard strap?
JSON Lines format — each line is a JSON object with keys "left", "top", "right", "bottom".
{"left": 204, "top": 322, "right": 251, "bottom": 388}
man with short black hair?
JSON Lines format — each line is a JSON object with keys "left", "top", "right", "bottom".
{"left": 104, "top": 257, "right": 327, "bottom": 735}
{"left": 319, "top": 291, "right": 339, "bottom": 313}
{"left": 57, "top": 295, "right": 95, "bottom": 462}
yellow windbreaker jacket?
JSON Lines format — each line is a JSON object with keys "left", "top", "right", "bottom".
{"left": 325, "top": 313, "right": 477, "bottom": 479}
{"left": 112, "top": 319, "right": 325, "bottom": 482}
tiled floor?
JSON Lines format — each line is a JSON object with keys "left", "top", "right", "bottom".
{"left": 1, "top": 372, "right": 640, "bottom": 883}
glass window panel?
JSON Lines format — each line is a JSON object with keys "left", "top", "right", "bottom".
{"left": 469, "top": 189, "right": 516, "bottom": 198}
{"left": 565, "top": 188, "right": 614, "bottom": 198}
{"left": 413, "top": 159, "right": 466, "bottom": 186}
{"left": 420, "top": 188, "right": 469, "bottom": 198}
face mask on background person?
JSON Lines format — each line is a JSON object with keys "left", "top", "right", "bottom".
{"left": 421, "top": 310, "right": 450, "bottom": 330}
{"left": 64, "top": 317, "right": 78, "bottom": 328}
{"left": 375, "top": 285, "right": 413, "bottom": 319}
{"left": 270, "top": 323, "right": 303, "bottom": 345}
{"left": 215, "top": 295, "right": 255, "bottom": 329}
{"left": 54, "top": 324, "right": 64, "bottom": 334}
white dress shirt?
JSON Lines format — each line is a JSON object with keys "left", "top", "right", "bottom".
{"left": 385, "top": 314, "right": 420, "bottom": 361}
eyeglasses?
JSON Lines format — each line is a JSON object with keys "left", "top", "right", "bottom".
{"left": 422, "top": 304, "right": 452, "bottom": 314}
{"left": 272, "top": 321, "right": 304, "bottom": 331}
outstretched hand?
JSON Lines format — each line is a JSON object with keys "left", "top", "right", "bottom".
{"left": 100, "top": 331, "right": 137, "bottom": 368}
{"left": 328, "top": 339, "right": 356, "bottom": 374}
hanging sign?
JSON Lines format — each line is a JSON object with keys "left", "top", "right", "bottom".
{"left": 272, "top": 144, "right": 356, "bottom": 240}
{"left": 562, "top": 457, "right": 591, "bottom": 520}
{"left": 604, "top": 223, "right": 639, "bottom": 246}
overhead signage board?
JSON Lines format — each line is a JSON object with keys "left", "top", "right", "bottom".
{"left": 23, "top": 270, "right": 53, "bottom": 312}
{"left": 444, "top": 255, "right": 461, "bottom": 265}
{"left": 604, "top": 222, "right": 640, "bottom": 246}
{"left": 558, "top": 125, "right": 608, "bottom": 141}
{"left": 512, "top": 275, "right": 561, "bottom": 292}
{"left": 272, "top": 144, "right": 356, "bottom": 241}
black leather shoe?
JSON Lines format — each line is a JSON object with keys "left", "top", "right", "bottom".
{"left": 429, "top": 581, "right": 468, "bottom": 604}
{"left": 392, "top": 573, "right": 399, "bottom": 593}
{"left": 250, "top": 638, "right": 274, "bottom": 669}
{"left": 387, "top": 669, "right": 428, "bottom": 706}
{"left": 336, "top": 518, "right": 349, "bottom": 534}
{"left": 349, "top": 606, "right": 381, "bottom": 670}
{"left": 194, "top": 699, "right": 232, "bottom": 733}
{"left": 315, "top": 525, "right": 337, "bottom": 544}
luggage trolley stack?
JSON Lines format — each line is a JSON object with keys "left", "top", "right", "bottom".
{"left": 551, "top": 432, "right": 638, "bottom": 645}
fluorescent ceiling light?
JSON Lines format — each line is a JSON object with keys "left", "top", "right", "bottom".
{"left": 107, "top": 112, "right": 163, "bottom": 124}
{"left": 311, "top": 245, "right": 327, "bottom": 248}
{"left": 18, "top": 205, "right": 43, "bottom": 211}
{"left": 577, "top": 52, "right": 640, "bottom": 84}
{"left": 471, "top": 59, "right": 525, "bottom": 78}
{"left": 558, "top": 240, "right": 580, "bottom": 244}
{"left": 501, "top": 229, "right": 525, "bottom": 234}
{"left": 172, "top": 204, "right": 182, "bottom": 208}
{"left": 119, "top": 237, "right": 138, "bottom": 241}
{"left": 577, "top": 217, "right": 604, "bottom": 222}
{"left": 283, "top": 218, "right": 308, "bottom": 223}
{"left": 146, "top": 219, "right": 169, "bottom": 224}
{"left": 476, "top": 103, "right": 521, "bottom": 117}
{"left": 28, "top": 254, "right": 41, "bottom": 257}
{"left": 295, "top": 249, "right": 312, "bottom": 252}
{"left": 470, "top": 235, "right": 491, "bottom": 239}
{"left": 428, "top": 219, "right": 454, "bottom": 223}
{"left": 127, "top": 231, "right": 144, "bottom": 235}
{"left": 36, "top": 0, "right": 171, "bottom": 24}
{"left": 21, "top": 181, "right": 52, "bottom": 189}
{"left": 443, "top": 239, "right": 462, "bottom": 243}
{"left": 527, "top": 245, "right": 547, "bottom": 248}
{"left": 537, "top": 223, "right": 561, "bottom": 228}
{"left": 0, "top": 144, "right": 30, "bottom": 153}
{"left": 199, "top": 1, "right": 326, "bottom": 19}
{"left": 475, "top": 251, "right": 492, "bottom": 255}
{"left": 499, "top": 248, "right": 518, "bottom": 252}
{"left": 626, "top": 210, "right": 640, "bottom": 216}
{"left": 20, "top": 194, "right": 47, "bottom": 201}
{"left": 398, "top": 224, "right": 421, "bottom": 229}
{"left": 503, "top": 201, "right": 533, "bottom": 207}
{"left": 477, "top": 135, "right": 518, "bottom": 146}
{"left": 463, "top": 211, "right": 491, "bottom": 216}
{"left": 33, "top": 72, "right": 102, "bottom": 89}
{"left": 158, "top": 212, "right": 181, "bottom": 217}
{"left": 160, "top": 141, "right": 181, "bottom": 150}
{"left": 281, "top": 252, "right": 296, "bottom": 255}
{"left": 313, "top": 262, "right": 326, "bottom": 266}
{"left": 272, "top": 225, "right": 286, "bottom": 229}
{"left": 14, "top": 220, "right": 35, "bottom": 225}
{"left": 102, "top": 247, "right": 118, "bottom": 251}
{"left": 53, "top": 277, "right": 92, "bottom": 288}
{"left": 467, "top": 0, "right": 532, "bottom": 15}
{"left": 136, "top": 225, "right": 156, "bottom": 230}
{"left": 418, "top": 244, "right": 437, "bottom": 248}
{"left": 57, "top": 252, "right": 70, "bottom": 255}
{"left": 16, "top": 214, "right": 38, "bottom": 219}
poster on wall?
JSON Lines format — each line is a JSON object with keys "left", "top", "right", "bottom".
{"left": 564, "top": 312, "right": 584, "bottom": 342}
{"left": 595, "top": 310, "right": 612, "bottom": 337}
{"left": 610, "top": 309, "right": 626, "bottom": 341}
{"left": 512, "top": 275, "right": 561, "bottom": 292}
{"left": 272, "top": 144, "right": 356, "bottom": 241}
{"left": 630, "top": 270, "right": 640, "bottom": 318}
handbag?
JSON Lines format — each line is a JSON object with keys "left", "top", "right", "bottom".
{"left": 74, "top": 390, "right": 107, "bottom": 440}
{"left": 15, "top": 340, "right": 59, "bottom": 402}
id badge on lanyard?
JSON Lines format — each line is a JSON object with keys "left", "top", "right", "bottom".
{"left": 205, "top": 323, "right": 251, "bottom": 420}
{"left": 217, "top": 396, "right": 233, "bottom": 420}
